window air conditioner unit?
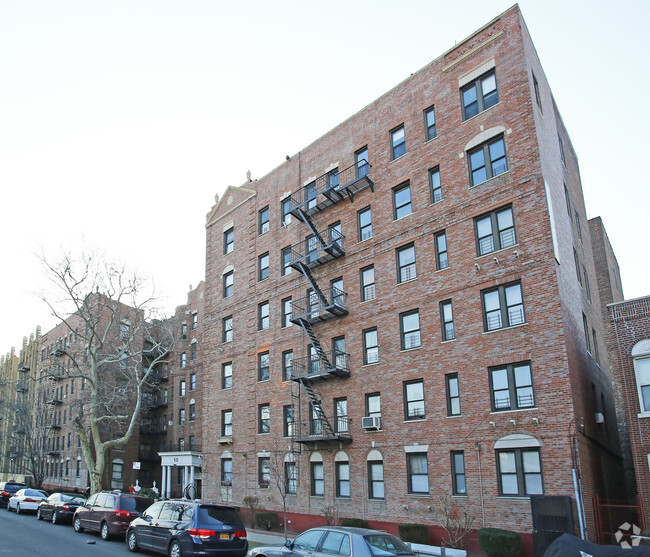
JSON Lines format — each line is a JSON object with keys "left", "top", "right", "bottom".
{"left": 595, "top": 412, "right": 605, "bottom": 424}
{"left": 362, "top": 416, "right": 381, "bottom": 430}
{"left": 218, "top": 436, "right": 233, "bottom": 444}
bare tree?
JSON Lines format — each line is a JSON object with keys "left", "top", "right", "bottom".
{"left": 267, "top": 445, "right": 297, "bottom": 539}
{"left": 39, "top": 250, "right": 176, "bottom": 493}
{"left": 436, "top": 494, "right": 475, "bottom": 549}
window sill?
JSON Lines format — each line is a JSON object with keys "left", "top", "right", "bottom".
{"left": 407, "top": 493, "right": 431, "bottom": 498}
{"left": 461, "top": 100, "right": 501, "bottom": 124}
{"left": 257, "top": 432, "right": 270, "bottom": 436}
{"left": 390, "top": 152, "right": 409, "bottom": 163}
{"left": 360, "top": 298, "right": 377, "bottom": 305}
{"left": 357, "top": 236, "right": 374, "bottom": 245}
{"left": 441, "top": 338, "right": 457, "bottom": 344}
{"left": 637, "top": 412, "right": 650, "bottom": 419}
{"left": 435, "top": 266, "right": 450, "bottom": 273}
{"left": 446, "top": 414, "right": 463, "bottom": 418}
{"left": 258, "top": 277, "right": 270, "bottom": 283}
{"left": 362, "top": 361, "right": 380, "bottom": 367}
{"left": 393, "top": 212, "right": 413, "bottom": 223}
{"left": 397, "top": 277, "right": 418, "bottom": 286}
{"left": 490, "top": 407, "right": 538, "bottom": 415}
{"left": 482, "top": 322, "right": 528, "bottom": 335}
{"left": 424, "top": 135, "right": 438, "bottom": 145}
{"left": 475, "top": 243, "right": 520, "bottom": 261}
{"left": 403, "top": 417, "right": 427, "bottom": 423}
{"left": 470, "top": 169, "right": 512, "bottom": 189}
{"left": 400, "top": 345, "right": 423, "bottom": 353}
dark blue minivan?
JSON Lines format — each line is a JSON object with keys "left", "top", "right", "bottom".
{"left": 126, "top": 500, "right": 247, "bottom": 557}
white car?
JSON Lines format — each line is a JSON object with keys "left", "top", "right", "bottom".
{"left": 8, "top": 488, "right": 48, "bottom": 514}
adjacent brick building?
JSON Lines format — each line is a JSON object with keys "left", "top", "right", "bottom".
{"left": 201, "top": 4, "right": 624, "bottom": 550}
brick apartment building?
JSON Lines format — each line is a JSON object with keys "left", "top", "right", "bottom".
{"left": 201, "top": 4, "right": 624, "bottom": 548}
{"left": 608, "top": 297, "right": 650, "bottom": 523}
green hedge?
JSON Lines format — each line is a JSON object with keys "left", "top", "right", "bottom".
{"left": 341, "top": 518, "right": 369, "bottom": 528}
{"left": 256, "top": 511, "right": 279, "bottom": 531}
{"left": 477, "top": 528, "right": 521, "bottom": 557}
{"left": 398, "top": 523, "right": 428, "bottom": 544}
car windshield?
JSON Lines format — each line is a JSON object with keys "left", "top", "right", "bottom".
{"left": 121, "top": 497, "right": 153, "bottom": 513}
{"left": 364, "top": 535, "right": 413, "bottom": 557}
{"left": 197, "top": 506, "right": 244, "bottom": 528}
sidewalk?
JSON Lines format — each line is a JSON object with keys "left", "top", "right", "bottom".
{"left": 247, "top": 528, "right": 291, "bottom": 545}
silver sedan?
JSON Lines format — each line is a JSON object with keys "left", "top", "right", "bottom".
{"left": 248, "top": 527, "right": 414, "bottom": 557}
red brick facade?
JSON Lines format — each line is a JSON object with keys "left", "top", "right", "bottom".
{"left": 200, "top": 5, "right": 623, "bottom": 550}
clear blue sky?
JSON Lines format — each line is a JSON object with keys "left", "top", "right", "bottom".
{"left": 1, "top": 0, "right": 648, "bottom": 352}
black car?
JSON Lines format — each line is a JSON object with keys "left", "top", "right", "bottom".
{"left": 37, "top": 492, "right": 87, "bottom": 524}
{"left": 0, "top": 481, "right": 27, "bottom": 508}
{"left": 126, "top": 500, "right": 248, "bottom": 557}
{"left": 73, "top": 491, "right": 153, "bottom": 540}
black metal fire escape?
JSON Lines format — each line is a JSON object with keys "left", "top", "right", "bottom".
{"left": 287, "top": 160, "right": 373, "bottom": 444}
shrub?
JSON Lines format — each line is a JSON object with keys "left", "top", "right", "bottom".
{"left": 478, "top": 528, "right": 521, "bottom": 557}
{"left": 341, "top": 518, "right": 369, "bottom": 528}
{"left": 398, "top": 523, "right": 428, "bottom": 544}
{"left": 137, "top": 487, "right": 157, "bottom": 499}
{"left": 256, "top": 511, "right": 279, "bottom": 531}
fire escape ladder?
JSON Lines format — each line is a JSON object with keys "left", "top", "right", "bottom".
{"left": 298, "top": 320, "right": 332, "bottom": 369}
{"left": 299, "top": 379, "right": 336, "bottom": 438}
{"left": 296, "top": 262, "right": 329, "bottom": 307}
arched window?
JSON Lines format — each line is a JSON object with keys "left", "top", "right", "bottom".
{"left": 284, "top": 452, "right": 297, "bottom": 495}
{"left": 367, "top": 449, "right": 384, "bottom": 500}
{"left": 310, "top": 452, "right": 324, "bottom": 496}
{"left": 335, "top": 451, "right": 350, "bottom": 498}
{"left": 632, "top": 340, "right": 650, "bottom": 415}
{"left": 494, "top": 434, "right": 542, "bottom": 496}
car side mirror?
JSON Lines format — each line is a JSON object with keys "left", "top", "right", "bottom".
{"left": 285, "top": 540, "right": 293, "bottom": 549}
{"left": 144, "top": 515, "right": 152, "bottom": 522}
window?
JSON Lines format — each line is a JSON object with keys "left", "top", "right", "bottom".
{"left": 258, "top": 352, "right": 270, "bottom": 382}
{"left": 222, "top": 315, "right": 233, "bottom": 342}
{"left": 333, "top": 336, "right": 346, "bottom": 370}
{"left": 390, "top": 125, "right": 406, "bottom": 159}
{"left": 360, "top": 265, "right": 376, "bottom": 302}
{"left": 281, "top": 246, "right": 293, "bottom": 276}
{"left": 258, "top": 253, "right": 270, "bottom": 281}
{"left": 331, "top": 277, "right": 344, "bottom": 308}
{"left": 497, "top": 448, "right": 543, "bottom": 496}
{"left": 189, "top": 403, "right": 196, "bottom": 422}
{"left": 583, "top": 313, "right": 591, "bottom": 353}
{"left": 356, "top": 146, "right": 369, "bottom": 178}
{"left": 311, "top": 462, "right": 324, "bottom": 496}
{"left": 440, "top": 300, "right": 455, "bottom": 341}
{"left": 475, "top": 206, "right": 516, "bottom": 256}
{"left": 283, "top": 405, "right": 295, "bottom": 437}
{"left": 363, "top": 328, "right": 379, "bottom": 365}
{"left": 358, "top": 207, "right": 372, "bottom": 241}
{"left": 368, "top": 458, "right": 384, "bottom": 499}
{"left": 451, "top": 451, "right": 467, "bottom": 495}
{"left": 328, "top": 168, "right": 340, "bottom": 189}
{"left": 282, "top": 350, "right": 293, "bottom": 381}
{"left": 221, "top": 409, "right": 232, "bottom": 437}
{"left": 336, "top": 460, "right": 350, "bottom": 497}
{"left": 179, "top": 380, "right": 186, "bottom": 397}
{"left": 446, "top": 373, "right": 461, "bottom": 416}
{"left": 179, "top": 408, "right": 186, "bottom": 425}
{"left": 400, "top": 310, "right": 421, "bottom": 350}
{"left": 305, "top": 234, "right": 319, "bottom": 264}
{"left": 407, "top": 453, "right": 429, "bottom": 494}
{"left": 533, "top": 72, "right": 542, "bottom": 112}
{"left": 429, "top": 166, "right": 442, "bottom": 203}
{"left": 190, "top": 342, "right": 197, "bottom": 361}
{"left": 189, "top": 374, "right": 196, "bottom": 391}
{"left": 120, "top": 320, "right": 130, "bottom": 339}
{"left": 634, "top": 354, "right": 650, "bottom": 413}
{"left": 306, "top": 181, "right": 317, "bottom": 210}
{"left": 592, "top": 329, "right": 600, "bottom": 364}
{"left": 180, "top": 353, "right": 187, "bottom": 369}
{"left": 282, "top": 297, "right": 293, "bottom": 328}
{"left": 584, "top": 267, "right": 592, "bottom": 302}
{"left": 259, "top": 206, "right": 269, "bottom": 235}
{"left": 404, "top": 379, "right": 425, "bottom": 420}
{"left": 112, "top": 460, "right": 124, "bottom": 483}
{"left": 558, "top": 134, "right": 566, "bottom": 166}
{"left": 393, "top": 182, "right": 412, "bottom": 220}
{"left": 366, "top": 393, "right": 381, "bottom": 419}
{"left": 490, "top": 361, "right": 535, "bottom": 411}
{"left": 285, "top": 461, "right": 297, "bottom": 494}
{"left": 468, "top": 136, "right": 508, "bottom": 187}
{"left": 281, "top": 198, "right": 292, "bottom": 226}
{"left": 435, "top": 231, "right": 449, "bottom": 270}
{"left": 223, "top": 271, "right": 234, "bottom": 298}
{"left": 222, "top": 362, "right": 232, "bottom": 389}
{"left": 574, "top": 249, "right": 582, "bottom": 285}
{"left": 334, "top": 398, "right": 348, "bottom": 433}
{"left": 221, "top": 457, "right": 232, "bottom": 485}
{"left": 258, "top": 301, "right": 270, "bottom": 330}
{"left": 191, "top": 312, "right": 198, "bottom": 330}
{"left": 224, "top": 227, "right": 234, "bottom": 254}
{"left": 258, "top": 456, "right": 270, "bottom": 487}
{"left": 482, "top": 281, "right": 525, "bottom": 331}
{"left": 396, "top": 243, "right": 417, "bottom": 282}
{"left": 258, "top": 404, "right": 270, "bottom": 434}
{"left": 461, "top": 70, "right": 498, "bottom": 119}
{"left": 424, "top": 106, "right": 437, "bottom": 141}
{"left": 564, "top": 183, "right": 572, "bottom": 217}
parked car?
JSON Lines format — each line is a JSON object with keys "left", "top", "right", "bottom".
{"left": 0, "top": 481, "right": 26, "bottom": 508}
{"left": 7, "top": 488, "right": 48, "bottom": 514}
{"left": 72, "top": 490, "right": 153, "bottom": 541}
{"left": 37, "top": 491, "right": 87, "bottom": 524}
{"left": 126, "top": 500, "right": 248, "bottom": 557}
{"left": 247, "top": 527, "right": 415, "bottom": 557}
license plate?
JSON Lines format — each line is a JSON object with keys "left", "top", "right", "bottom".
{"left": 220, "top": 534, "right": 230, "bottom": 540}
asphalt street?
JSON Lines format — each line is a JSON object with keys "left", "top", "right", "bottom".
{"left": 0, "top": 507, "right": 132, "bottom": 557}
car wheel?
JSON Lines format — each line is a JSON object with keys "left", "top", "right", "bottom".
{"left": 127, "top": 529, "right": 140, "bottom": 552}
{"left": 6, "top": 503, "right": 11, "bottom": 512}
{"left": 73, "top": 515, "right": 84, "bottom": 532}
{"left": 51, "top": 510, "right": 58, "bottom": 525}
{"left": 16, "top": 504, "right": 20, "bottom": 515}
{"left": 100, "top": 522, "right": 110, "bottom": 541}
{"left": 169, "top": 540, "right": 182, "bottom": 557}
{"left": 36, "top": 507, "right": 42, "bottom": 520}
